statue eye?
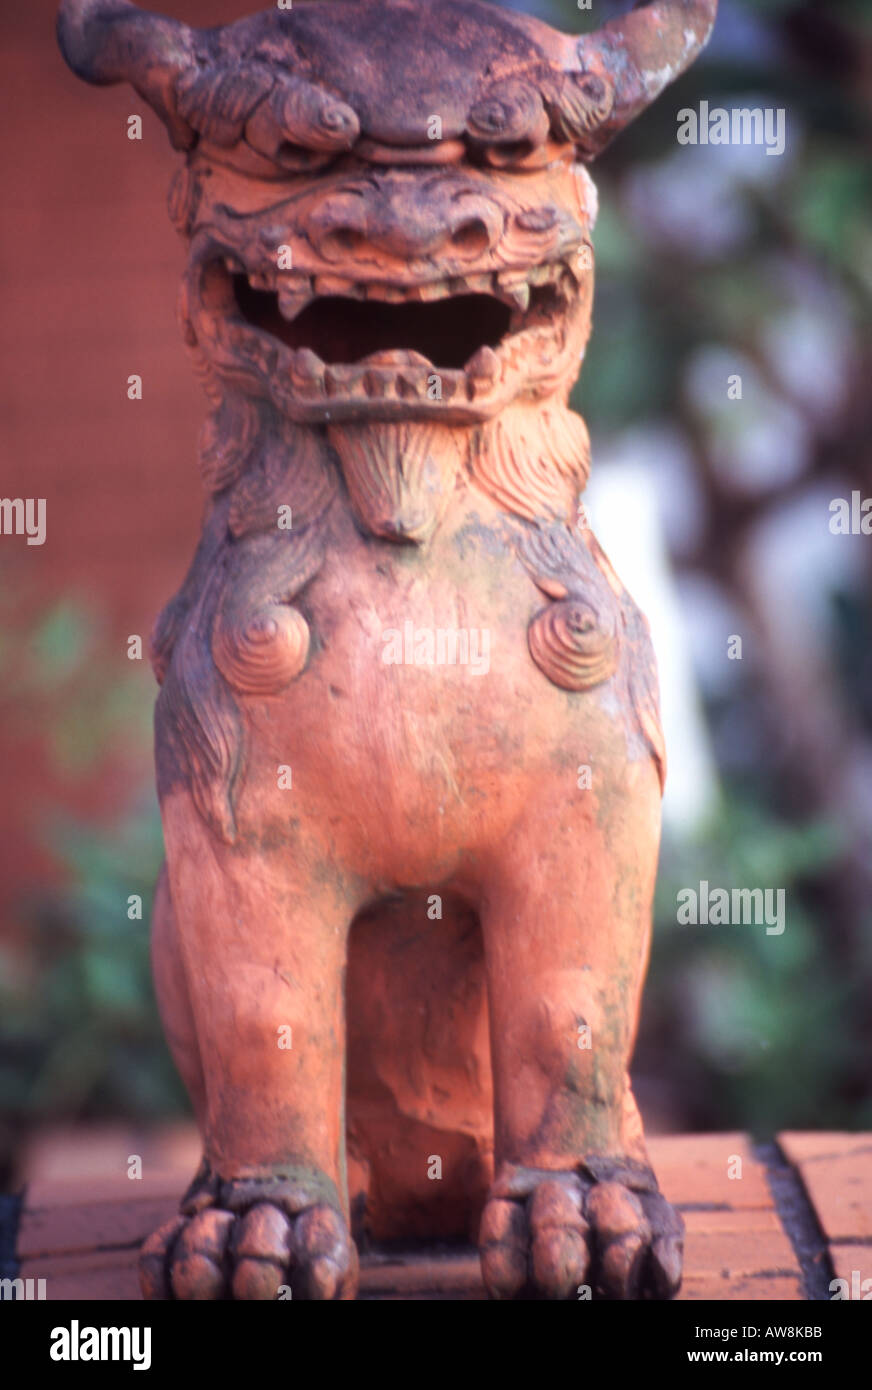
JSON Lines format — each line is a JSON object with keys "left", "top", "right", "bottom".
{"left": 469, "top": 139, "right": 569, "bottom": 172}
{"left": 273, "top": 143, "right": 339, "bottom": 174}
{"left": 194, "top": 138, "right": 338, "bottom": 181}
{"left": 482, "top": 140, "right": 536, "bottom": 166}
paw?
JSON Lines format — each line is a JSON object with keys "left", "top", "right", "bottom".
{"left": 479, "top": 1157, "right": 683, "bottom": 1300}
{"left": 139, "top": 1168, "right": 359, "bottom": 1300}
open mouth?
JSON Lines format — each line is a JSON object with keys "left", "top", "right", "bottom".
{"left": 234, "top": 283, "right": 515, "bottom": 370}
{"left": 197, "top": 256, "right": 580, "bottom": 412}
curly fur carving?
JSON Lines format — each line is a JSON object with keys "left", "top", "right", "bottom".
{"left": 154, "top": 409, "right": 335, "bottom": 838}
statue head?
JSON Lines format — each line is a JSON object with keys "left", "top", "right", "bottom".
{"left": 58, "top": 0, "right": 716, "bottom": 429}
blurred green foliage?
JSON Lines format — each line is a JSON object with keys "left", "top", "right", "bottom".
{"left": 646, "top": 797, "right": 871, "bottom": 1135}
{"left": 0, "top": 590, "right": 152, "bottom": 774}
{"left": 0, "top": 590, "right": 187, "bottom": 1180}
{"left": 0, "top": 804, "right": 182, "bottom": 1125}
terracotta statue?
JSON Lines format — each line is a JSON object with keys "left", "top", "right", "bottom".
{"left": 58, "top": 0, "right": 717, "bottom": 1299}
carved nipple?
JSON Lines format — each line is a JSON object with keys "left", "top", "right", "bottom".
{"left": 213, "top": 603, "right": 310, "bottom": 695}
{"left": 528, "top": 598, "right": 618, "bottom": 692}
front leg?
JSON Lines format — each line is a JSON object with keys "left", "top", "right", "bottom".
{"left": 140, "top": 789, "right": 360, "bottom": 1300}
{"left": 478, "top": 757, "right": 682, "bottom": 1300}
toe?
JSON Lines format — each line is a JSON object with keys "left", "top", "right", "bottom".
{"left": 171, "top": 1208, "right": 235, "bottom": 1300}
{"left": 293, "top": 1204, "right": 358, "bottom": 1300}
{"left": 479, "top": 1197, "right": 528, "bottom": 1299}
{"left": 586, "top": 1180, "right": 650, "bottom": 1240}
{"left": 586, "top": 1182, "right": 652, "bottom": 1299}
{"left": 139, "top": 1216, "right": 185, "bottom": 1301}
{"left": 231, "top": 1202, "right": 294, "bottom": 1300}
{"left": 529, "top": 1178, "right": 590, "bottom": 1299}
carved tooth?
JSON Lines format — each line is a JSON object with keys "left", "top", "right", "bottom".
{"left": 462, "top": 274, "right": 494, "bottom": 296}
{"left": 277, "top": 279, "right": 312, "bottom": 321}
{"left": 248, "top": 270, "right": 272, "bottom": 291}
{"left": 567, "top": 246, "right": 594, "bottom": 287}
{"left": 492, "top": 271, "right": 533, "bottom": 313}
{"left": 439, "top": 371, "right": 460, "bottom": 400}
{"left": 293, "top": 347, "right": 325, "bottom": 377}
{"left": 313, "top": 274, "right": 355, "bottom": 297}
{"left": 504, "top": 335, "right": 527, "bottom": 369}
{"left": 393, "top": 283, "right": 441, "bottom": 303}
{"left": 465, "top": 345, "right": 500, "bottom": 381}
{"left": 326, "top": 365, "right": 368, "bottom": 396}
{"left": 223, "top": 255, "right": 244, "bottom": 276}
{"left": 398, "top": 372, "right": 424, "bottom": 399}
{"left": 504, "top": 282, "right": 531, "bottom": 312}
{"left": 360, "top": 349, "right": 433, "bottom": 368}
{"left": 365, "top": 284, "right": 409, "bottom": 303}
{"left": 497, "top": 269, "right": 529, "bottom": 288}
{"left": 559, "top": 265, "right": 579, "bottom": 299}
{"left": 416, "top": 281, "right": 452, "bottom": 302}
{"left": 291, "top": 348, "right": 326, "bottom": 391}
{"left": 364, "top": 370, "right": 394, "bottom": 398}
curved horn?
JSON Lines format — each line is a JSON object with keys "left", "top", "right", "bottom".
{"left": 560, "top": 0, "right": 718, "bottom": 156}
{"left": 57, "top": 0, "right": 199, "bottom": 149}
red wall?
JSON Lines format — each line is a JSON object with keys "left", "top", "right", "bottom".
{"left": 0, "top": 2, "right": 252, "bottom": 929}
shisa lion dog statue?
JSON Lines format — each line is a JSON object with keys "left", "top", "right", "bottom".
{"left": 59, "top": 0, "right": 716, "bottom": 1300}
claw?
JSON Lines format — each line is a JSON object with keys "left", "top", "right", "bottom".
{"left": 293, "top": 1205, "right": 358, "bottom": 1301}
{"left": 479, "top": 1198, "right": 527, "bottom": 1299}
{"left": 646, "top": 1233, "right": 684, "bottom": 1299}
{"left": 235, "top": 1201, "right": 294, "bottom": 1262}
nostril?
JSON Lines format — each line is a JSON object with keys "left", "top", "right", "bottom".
{"left": 451, "top": 217, "right": 490, "bottom": 256}
{"left": 331, "top": 227, "right": 366, "bottom": 253}
{"left": 278, "top": 141, "right": 306, "bottom": 163}
{"left": 320, "top": 226, "right": 367, "bottom": 257}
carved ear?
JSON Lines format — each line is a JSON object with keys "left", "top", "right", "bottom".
{"left": 555, "top": 0, "right": 718, "bottom": 157}
{"left": 57, "top": 0, "right": 199, "bottom": 149}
